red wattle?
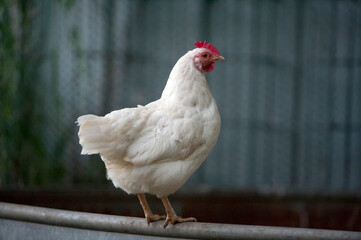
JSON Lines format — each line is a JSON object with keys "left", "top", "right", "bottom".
{"left": 204, "top": 62, "right": 215, "bottom": 72}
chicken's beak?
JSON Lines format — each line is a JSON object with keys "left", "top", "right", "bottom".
{"left": 213, "top": 55, "right": 226, "bottom": 62}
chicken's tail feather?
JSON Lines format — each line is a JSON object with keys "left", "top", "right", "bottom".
{"left": 77, "top": 114, "right": 114, "bottom": 155}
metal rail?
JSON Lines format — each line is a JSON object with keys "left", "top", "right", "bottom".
{"left": 0, "top": 202, "right": 360, "bottom": 240}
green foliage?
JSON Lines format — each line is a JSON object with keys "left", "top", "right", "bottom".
{"left": 0, "top": 0, "right": 65, "bottom": 186}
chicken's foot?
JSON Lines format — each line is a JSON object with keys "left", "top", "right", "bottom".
{"left": 137, "top": 193, "right": 166, "bottom": 225}
{"left": 160, "top": 196, "right": 197, "bottom": 228}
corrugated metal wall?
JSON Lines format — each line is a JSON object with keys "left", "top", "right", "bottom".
{"left": 35, "top": 0, "right": 361, "bottom": 194}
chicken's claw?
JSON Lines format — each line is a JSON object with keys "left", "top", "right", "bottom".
{"left": 163, "top": 215, "right": 197, "bottom": 228}
{"left": 145, "top": 213, "right": 166, "bottom": 225}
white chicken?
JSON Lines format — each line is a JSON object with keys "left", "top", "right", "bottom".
{"left": 77, "top": 41, "right": 225, "bottom": 227}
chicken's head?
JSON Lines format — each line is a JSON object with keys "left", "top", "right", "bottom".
{"left": 193, "top": 41, "right": 225, "bottom": 73}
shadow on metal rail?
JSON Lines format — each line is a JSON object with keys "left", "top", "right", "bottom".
{"left": 0, "top": 202, "right": 360, "bottom": 240}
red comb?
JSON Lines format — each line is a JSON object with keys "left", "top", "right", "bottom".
{"left": 194, "top": 41, "right": 220, "bottom": 55}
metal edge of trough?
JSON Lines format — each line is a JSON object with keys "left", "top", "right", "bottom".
{"left": 0, "top": 202, "right": 360, "bottom": 240}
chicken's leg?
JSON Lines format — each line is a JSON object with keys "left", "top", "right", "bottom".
{"left": 160, "top": 196, "right": 196, "bottom": 228}
{"left": 137, "top": 193, "right": 166, "bottom": 225}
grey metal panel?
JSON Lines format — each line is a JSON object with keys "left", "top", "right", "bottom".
{"left": 9, "top": 0, "right": 360, "bottom": 194}
{"left": 1, "top": 202, "right": 361, "bottom": 240}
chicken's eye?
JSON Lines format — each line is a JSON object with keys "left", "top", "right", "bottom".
{"left": 202, "top": 54, "right": 208, "bottom": 58}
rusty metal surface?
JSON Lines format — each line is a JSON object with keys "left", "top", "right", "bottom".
{"left": 2, "top": 189, "right": 360, "bottom": 231}
{"left": 0, "top": 202, "right": 360, "bottom": 240}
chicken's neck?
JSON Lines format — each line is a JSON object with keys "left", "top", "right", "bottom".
{"left": 161, "top": 54, "right": 213, "bottom": 110}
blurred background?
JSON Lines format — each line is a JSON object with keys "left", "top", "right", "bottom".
{"left": 1, "top": 0, "right": 360, "bottom": 231}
